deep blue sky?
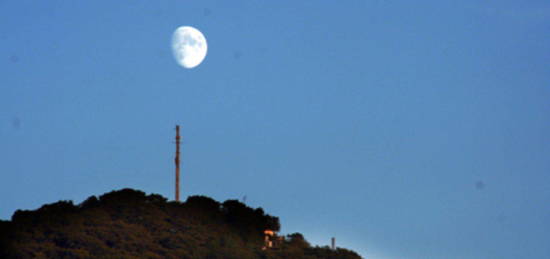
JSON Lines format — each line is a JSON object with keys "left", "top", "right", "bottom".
{"left": 1, "top": 1, "right": 550, "bottom": 258}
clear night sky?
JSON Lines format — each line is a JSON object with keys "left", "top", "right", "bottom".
{"left": 1, "top": 1, "right": 550, "bottom": 258}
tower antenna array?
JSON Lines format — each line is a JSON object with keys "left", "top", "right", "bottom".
{"left": 175, "top": 125, "right": 181, "bottom": 201}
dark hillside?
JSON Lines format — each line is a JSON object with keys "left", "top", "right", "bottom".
{"left": 0, "top": 189, "right": 361, "bottom": 259}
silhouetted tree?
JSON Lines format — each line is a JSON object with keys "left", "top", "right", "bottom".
{"left": 185, "top": 195, "right": 221, "bottom": 212}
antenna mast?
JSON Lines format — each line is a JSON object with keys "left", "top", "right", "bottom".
{"left": 175, "top": 125, "right": 181, "bottom": 201}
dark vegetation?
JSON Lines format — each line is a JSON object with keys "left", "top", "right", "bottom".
{"left": 0, "top": 189, "right": 361, "bottom": 259}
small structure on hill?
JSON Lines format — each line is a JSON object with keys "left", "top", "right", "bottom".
{"left": 262, "top": 229, "right": 284, "bottom": 250}
{"left": 263, "top": 229, "right": 275, "bottom": 250}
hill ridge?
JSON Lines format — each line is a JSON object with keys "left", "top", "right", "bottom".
{"left": 0, "top": 188, "right": 362, "bottom": 259}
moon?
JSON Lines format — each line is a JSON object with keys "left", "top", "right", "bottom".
{"left": 172, "top": 26, "right": 208, "bottom": 69}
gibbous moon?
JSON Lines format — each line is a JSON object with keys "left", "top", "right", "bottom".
{"left": 172, "top": 26, "right": 208, "bottom": 69}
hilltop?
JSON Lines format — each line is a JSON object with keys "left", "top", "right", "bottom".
{"left": 0, "top": 189, "right": 361, "bottom": 259}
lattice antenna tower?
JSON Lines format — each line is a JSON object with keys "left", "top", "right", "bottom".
{"left": 175, "top": 125, "right": 181, "bottom": 201}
